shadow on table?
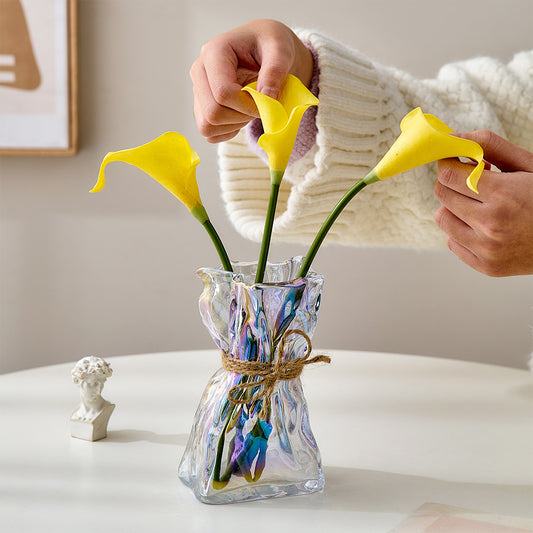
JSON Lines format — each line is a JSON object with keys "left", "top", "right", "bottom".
{"left": 106, "top": 429, "right": 189, "bottom": 446}
{"left": 240, "top": 466, "right": 531, "bottom": 518}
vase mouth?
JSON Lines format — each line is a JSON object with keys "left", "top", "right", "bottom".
{"left": 196, "top": 256, "right": 323, "bottom": 287}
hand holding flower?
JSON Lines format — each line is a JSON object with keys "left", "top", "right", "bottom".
{"left": 435, "top": 130, "right": 533, "bottom": 277}
{"left": 190, "top": 19, "right": 314, "bottom": 143}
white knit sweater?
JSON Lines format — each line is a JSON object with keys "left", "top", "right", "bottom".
{"left": 218, "top": 30, "right": 533, "bottom": 249}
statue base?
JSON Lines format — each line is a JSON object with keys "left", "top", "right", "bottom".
{"left": 70, "top": 404, "right": 115, "bottom": 441}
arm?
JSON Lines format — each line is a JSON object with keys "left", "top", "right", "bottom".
{"left": 193, "top": 22, "right": 533, "bottom": 250}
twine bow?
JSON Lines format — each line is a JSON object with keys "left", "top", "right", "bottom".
{"left": 221, "top": 328, "right": 331, "bottom": 420}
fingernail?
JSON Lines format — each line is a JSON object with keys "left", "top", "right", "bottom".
{"left": 260, "top": 86, "right": 279, "bottom": 99}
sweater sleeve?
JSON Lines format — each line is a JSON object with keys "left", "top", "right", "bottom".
{"left": 218, "top": 29, "right": 533, "bottom": 249}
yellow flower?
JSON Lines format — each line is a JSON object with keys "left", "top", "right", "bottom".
{"left": 365, "top": 107, "right": 485, "bottom": 193}
{"left": 91, "top": 131, "right": 233, "bottom": 271}
{"left": 243, "top": 74, "right": 319, "bottom": 184}
{"left": 91, "top": 132, "right": 207, "bottom": 222}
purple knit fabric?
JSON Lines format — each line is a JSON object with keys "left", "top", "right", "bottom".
{"left": 245, "top": 44, "right": 320, "bottom": 166}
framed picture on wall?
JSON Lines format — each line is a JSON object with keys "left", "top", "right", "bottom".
{"left": 0, "top": 0, "right": 77, "bottom": 155}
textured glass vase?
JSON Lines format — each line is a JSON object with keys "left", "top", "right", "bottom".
{"left": 178, "top": 257, "right": 325, "bottom": 504}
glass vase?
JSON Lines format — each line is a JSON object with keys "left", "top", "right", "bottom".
{"left": 178, "top": 256, "right": 326, "bottom": 504}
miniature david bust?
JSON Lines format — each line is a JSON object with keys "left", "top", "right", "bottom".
{"left": 70, "top": 356, "right": 115, "bottom": 441}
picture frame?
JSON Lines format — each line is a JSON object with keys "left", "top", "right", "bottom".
{"left": 0, "top": 0, "right": 78, "bottom": 155}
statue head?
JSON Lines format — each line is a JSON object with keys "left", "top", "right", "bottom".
{"left": 72, "top": 356, "right": 113, "bottom": 411}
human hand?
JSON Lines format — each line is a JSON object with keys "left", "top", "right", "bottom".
{"left": 434, "top": 131, "right": 533, "bottom": 276}
{"left": 190, "top": 19, "right": 314, "bottom": 143}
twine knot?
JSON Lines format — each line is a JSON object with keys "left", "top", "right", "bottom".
{"left": 221, "top": 329, "right": 331, "bottom": 420}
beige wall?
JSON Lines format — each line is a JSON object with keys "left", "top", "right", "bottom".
{"left": 1, "top": 0, "right": 532, "bottom": 373}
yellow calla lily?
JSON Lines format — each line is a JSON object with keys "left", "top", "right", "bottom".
{"left": 243, "top": 74, "right": 319, "bottom": 283}
{"left": 299, "top": 108, "right": 486, "bottom": 278}
{"left": 243, "top": 74, "right": 319, "bottom": 184}
{"left": 91, "top": 131, "right": 208, "bottom": 221}
{"left": 91, "top": 131, "right": 233, "bottom": 272}
{"left": 365, "top": 107, "right": 484, "bottom": 193}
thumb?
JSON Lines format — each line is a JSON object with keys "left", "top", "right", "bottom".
{"left": 458, "top": 130, "right": 533, "bottom": 173}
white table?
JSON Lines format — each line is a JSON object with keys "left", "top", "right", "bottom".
{"left": 1, "top": 350, "right": 532, "bottom": 532}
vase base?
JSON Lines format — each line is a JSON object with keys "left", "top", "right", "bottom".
{"left": 180, "top": 474, "right": 325, "bottom": 505}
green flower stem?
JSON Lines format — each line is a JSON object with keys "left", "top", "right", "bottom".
{"left": 255, "top": 169, "right": 284, "bottom": 284}
{"left": 213, "top": 378, "right": 253, "bottom": 489}
{"left": 297, "top": 170, "right": 378, "bottom": 278}
{"left": 212, "top": 413, "right": 233, "bottom": 489}
{"left": 190, "top": 204, "right": 233, "bottom": 272}
{"left": 202, "top": 219, "right": 233, "bottom": 273}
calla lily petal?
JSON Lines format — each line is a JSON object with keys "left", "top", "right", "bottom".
{"left": 91, "top": 131, "right": 206, "bottom": 219}
{"left": 369, "top": 107, "right": 484, "bottom": 193}
{"left": 243, "top": 74, "right": 319, "bottom": 176}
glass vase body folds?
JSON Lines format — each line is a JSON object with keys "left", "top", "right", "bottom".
{"left": 179, "top": 257, "right": 325, "bottom": 504}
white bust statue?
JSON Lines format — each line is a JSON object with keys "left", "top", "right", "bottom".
{"left": 70, "top": 356, "right": 115, "bottom": 441}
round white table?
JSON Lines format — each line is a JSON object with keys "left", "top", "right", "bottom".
{"left": 1, "top": 350, "right": 532, "bottom": 532}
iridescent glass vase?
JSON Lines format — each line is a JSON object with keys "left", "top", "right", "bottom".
{"left": 178, "top": 257, "right": 325, "bottom": 504}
